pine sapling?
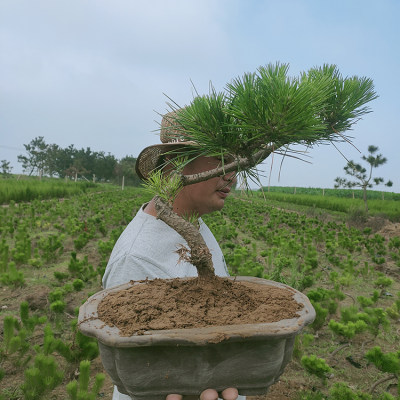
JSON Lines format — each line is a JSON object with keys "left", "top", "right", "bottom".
{"left": 28, "top": 248, "right": 43, "bottom": 268}
{"left": 293, "top": 333, "right": 314, "bottom": 360}
{"left": 0, "top": 240, "right": 9, "bottom": 273}
{"left": 310, "top": 302, "right": 329, "bottom": 333}
{"left": 301, "top": 355, "right": 332, "bottom": 384}
{"left": 365, "top": 346, "right": 400, "bottom": 396}
{"left": 20, "top": 301, "right": 47, "bottom": 332}
{"left": 22, "top": 353, "right": 64, "bottom": 400}
{"left": 35, "top": 324, "right": 58, "bottom": 355}
{"left": 357, "top": 290, "right": 379, "bottom": 308}
{"left": 50, "top": 299, "right": 66, "bottom": 314}
{"left": 0, "top": 261, "right": 25, "bottom": 287}
{"left": 328, "top": 382, "right": 372, "bottom": 400}
{"left": 72, "top": 278, "right": 85, "bottom": 291}
{"left": 1, "top": 314, "right": 31, "bottom": 365}
{"left": 328, "top": 319, "right": 367, "bottom": 340}
{"left": 386, "top": 292, "right": 400, "bottom": 320}
{"left": 374, "top": 274, "right": 394, "bottom": 289}
{"left": 56, "top": 320, "right": 99, "bottom": 362}
{"left": 66, "top": 360, "right": 105, "bottom": 400}
{"left": 2, "top": 315, "right": 16, "bottom": 349}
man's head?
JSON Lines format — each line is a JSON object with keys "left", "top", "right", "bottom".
{"left": 173, "top": 155, "right": 236, "bottom": 217}
{"left": 136, "top": 110, "right": 236, "bottom": 217}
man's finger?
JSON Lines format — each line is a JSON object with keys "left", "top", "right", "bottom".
{"left": 200, "top": 388, "right": 219, "bottom": 400}
{"left": 166, "top": 394, "right": 183, "bottom": 400}
{"left": 221, "top": 388, "right": 239, "bottom": 400}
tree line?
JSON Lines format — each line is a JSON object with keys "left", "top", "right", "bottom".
{"left": 2, "top": 136, "right": 141, "bottom": 186}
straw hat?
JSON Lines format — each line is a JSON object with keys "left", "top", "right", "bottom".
{"left": 135, "top": 110, "right": 198, "bottom": 181}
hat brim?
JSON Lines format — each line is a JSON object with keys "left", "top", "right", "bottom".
{"left": 135, "top": 141, "right": 199, "bottom": 181}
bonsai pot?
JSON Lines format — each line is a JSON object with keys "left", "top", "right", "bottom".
{"left": 78, "top": 276, "right": 315, "bottom": 400}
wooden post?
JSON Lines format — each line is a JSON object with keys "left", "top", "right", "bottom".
{"left": 294, "top": 187, "right": 296, "bottom": 194}
{"left": 93, "top": 174, "right": 96, "bottom": 183}
{"left": 75, "top": 172, "right": 78, "bottom": 182}
{"left": 122, "top": 176, "right": 125, "bottom": 191}
{"left": 322, "top": 188, "right": 325, "bottom": 196}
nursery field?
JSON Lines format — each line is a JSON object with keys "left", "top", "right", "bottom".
{"left": 262, "top": 187, "right": 400, "bottom": 201}
{"left": 0, "top": 178, "right": 101, "bottom": 205}
{"left": 1, "top": 187, "right": 400, "bottom": 399}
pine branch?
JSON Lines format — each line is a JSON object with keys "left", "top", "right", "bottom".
{"left": 181, "top": 146, "right": 273, "bottom": 186}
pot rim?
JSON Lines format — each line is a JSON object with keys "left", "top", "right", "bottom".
{"left": 78, "top": 276, "right": 316, "bottom": 347}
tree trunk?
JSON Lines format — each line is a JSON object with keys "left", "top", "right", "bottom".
{"left": 363, "top": 187, "right": 368, "bottom": 212}
{"left": 153, "top": 196, "right": 215, "bottom": 280}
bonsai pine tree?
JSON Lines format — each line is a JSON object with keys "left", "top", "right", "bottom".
{"left": 334, "top": 145, "right": 393, "bottom": 212}
{"left": 146, "top": 63, "right": 378, "bottom": 280}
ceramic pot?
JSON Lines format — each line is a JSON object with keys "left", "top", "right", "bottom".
{"left": 78, "top": 277, "right": 315, "bottom": 400}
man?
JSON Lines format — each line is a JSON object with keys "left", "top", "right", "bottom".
{"left": 102, "top": 111, "right": 240, "bottom": 400}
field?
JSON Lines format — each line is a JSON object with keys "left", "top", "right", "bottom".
{"left": 1, "top": 182, "right": 400, "bottom": 399}
{"left": 0, "top": 177, "right": 101, "bottom": 205}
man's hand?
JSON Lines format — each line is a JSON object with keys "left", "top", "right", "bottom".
{"left": 166, "top": 387, "right": 238, "bottom": 400}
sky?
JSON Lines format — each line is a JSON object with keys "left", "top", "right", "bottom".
{"left": 1, "top": 0, "right": 399, "bottom": 192}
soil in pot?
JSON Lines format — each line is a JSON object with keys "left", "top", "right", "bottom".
{"left": 97, "top": 277, "right": 303, "bottom": 336}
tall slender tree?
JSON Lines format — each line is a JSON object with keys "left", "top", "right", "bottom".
{"left": 334, "top": 145, "right": 393, "bottom": 211}
{"left": 1, "top": 160, "right": 13, "bottom": 177}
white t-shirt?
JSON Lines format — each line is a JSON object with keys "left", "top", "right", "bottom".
{"left": 102, "top": 204, "right": 233, "bottom": 400}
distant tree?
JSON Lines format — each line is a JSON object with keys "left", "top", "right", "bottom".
{"left": 93, "top": 152, "right": 117, "bottom": 181}
{"left": 1, "top": 160, "right": 13, "bottom": 177}
{"left": 18, "top": 136, "right": 49, "bottom": 177}
{"left": 45, "top": 143, "right": 63, "bottom": 177}
{"left": 72, "top": 147, "right": 96, "bottom": 179}
{"left": 54, "top": 144, "right": 77, "bottom": 178}
{"left": 114, "top": 156, "right": 141, "bottom": 186}
{"left": 334, "top": 145, "right": 393, "bottom": 212}
{"left": 65, "top": 159, "right": 89, "bottom": 181}
{"left": 17, "top": 137, "right": 138, "bottom": 183}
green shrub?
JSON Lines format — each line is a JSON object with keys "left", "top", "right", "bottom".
{"left": 50, "top": 300, "right": 66, "bottom": 313}
{"left": 66, "top": 360, "right": 105, "bottom": 400}
{"left": 72, "top": 279, "right": 85, "bottom": 291}
{"left": 301, "top": 355, "right": 332, "bottom": 381}
{"left": 21, "top": 354, "right": 64, "bottom": 399}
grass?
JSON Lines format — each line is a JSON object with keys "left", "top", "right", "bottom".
{"left": 251, "top": 190, "right": 400, "bottom": 221}
{"left": 261, "top": 186, "right": 400, "bottom": 201}
{"left": 0, "top": 177, "right": 100, "bottom": 204}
